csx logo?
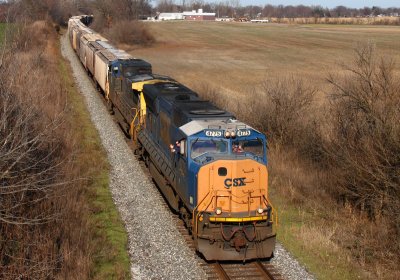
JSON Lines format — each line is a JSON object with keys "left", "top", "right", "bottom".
{"left": 224, "top": 177, "right": 246, "bottom": 188}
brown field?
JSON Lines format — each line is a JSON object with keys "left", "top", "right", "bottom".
{"left": 129, "top": 21, "right": 400, "bottom": 99}
{"left": 126, "top": 22, "right": 400, "bottom": 280}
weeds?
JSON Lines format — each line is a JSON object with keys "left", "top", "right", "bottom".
{"left": 195, "top": 42, "right": 400, "bottom": 278}
{"left": 0, "top": 19, "right": 79, "bottom": 278}
{"left": 0, "top": 10, "right": 130, "bottom": 279}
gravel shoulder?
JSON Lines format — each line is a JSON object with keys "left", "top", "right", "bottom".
{"left": 60, "top": 32, "right": 316, "bottom": 280}
{"left": 272, "top": 243, "right": 316, "bottom": 280}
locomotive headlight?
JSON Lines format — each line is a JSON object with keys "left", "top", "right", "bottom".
{"left": 257, "top": 207, "right": 264, "bottom": 214}
{"left": 225, "top": 131, "right": 231, "bottom": 138}
{"left": 230, "top": 131, "right": 236, "bottom": 138}
{"left": 215, "top": 207, "right": 222, "bottom": 215}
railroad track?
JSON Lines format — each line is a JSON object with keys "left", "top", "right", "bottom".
{"left": 174, "top": 214, "right": 283, "bottom": 280}
{"left": 103, "top": 91, "right": 284, "bottom": 280}
{"left": 210, "top": 261, "right": 283, "bottom": 280}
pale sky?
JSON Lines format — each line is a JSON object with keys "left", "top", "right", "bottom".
{"left": 240, "top": 1, "right": 400, "bottom": 8}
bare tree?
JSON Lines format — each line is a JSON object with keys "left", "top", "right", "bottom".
{"left": 326, "top": 42, "right": 400, "bottom": 229}
{"left": 0, "top": 14, "right": 78, "bottom": 279}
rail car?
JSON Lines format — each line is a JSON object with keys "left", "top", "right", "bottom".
{"left": 68, "top": 15, "right": 277, "bottom": 261}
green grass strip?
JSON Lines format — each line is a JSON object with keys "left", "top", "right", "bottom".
{"left": 57, "top": 37, "right": 130, "bottom": 279}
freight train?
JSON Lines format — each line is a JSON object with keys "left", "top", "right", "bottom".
{"left": 68, "top": 15, "right": 277, "bottom": 261}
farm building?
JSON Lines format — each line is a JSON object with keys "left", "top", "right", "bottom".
{"left": 157, "top": 13, "right": 184, "bottom": 21}
{"left": 183, "top": 9, "right": 216, "bottom": 21}
{"left": 155, "top": 9, "right": 215, "bottom": 21}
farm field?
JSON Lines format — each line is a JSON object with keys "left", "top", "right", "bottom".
{"left": 128, "top": 22, "right": 400, "bottom": 280}
{"left": 130, "top": 21, "right": 400, "bottom": 98}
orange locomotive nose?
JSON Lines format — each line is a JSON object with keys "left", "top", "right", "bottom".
{"left": 197, "top": 159, "right": 269, "bottom": 214}
{"left": 194, "top": 159, "right": 276, "bottom": 261}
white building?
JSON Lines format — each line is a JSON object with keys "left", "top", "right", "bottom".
{"left": 183, "top": 9, "right": 216, "bottom": 21}
{"left": 157, "top": 13, "right": 184, "bottom": 21}
{"left": 155, "top": 9, "right": 216, "bottom": 21}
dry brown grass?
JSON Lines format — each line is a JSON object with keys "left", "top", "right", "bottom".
{"left": 132, "top": 21, "right": 400, "bottom": 100}
{"left": 129, "top": 22, "right": 400, "bottom": 279}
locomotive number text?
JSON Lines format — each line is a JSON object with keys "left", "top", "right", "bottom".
{"left": 205, "top": 130, "right": 223, "bottom": 137}
{"left": 237, "top": 129, "right": 251, "bottom": 137}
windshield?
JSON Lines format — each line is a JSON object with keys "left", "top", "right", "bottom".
{"left": 191, "top": 139, "right": 228, "bottom": 159}
{"left": 232, "top": 138, "right": 264, "bottom": 157}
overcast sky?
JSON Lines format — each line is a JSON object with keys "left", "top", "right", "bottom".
{"left": 239, "top": 1, "right": 400, "bottom": 8}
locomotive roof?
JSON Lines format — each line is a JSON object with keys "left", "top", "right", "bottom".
{"left": 143, "top": 82, "right": 198, "bottom": 100}
{"left": 180, "top": 119, "right": 255, "bottom": 137}
{"left": 130, "top": 74, "right": 175, "bottom": 83}
{"left": 173, "top": 100, "right": 232, "bottom": 119}
{"left": 142, "top": 82, "right": 234, "bottom": 127}
{"left": 172, "top": 100, "right": 234, "bottom": 128}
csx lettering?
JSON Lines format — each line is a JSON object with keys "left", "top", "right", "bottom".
{"left": 224, "top": 177, "right": 246, "bottom": 188}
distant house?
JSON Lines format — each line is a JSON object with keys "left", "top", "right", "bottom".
{"left": 155, "top": 9, "right": 216, "bottom": 21}
{"left": 183, "top": 9, "right": 216, "bottom": 21}
{"left": 157, "top": 13, "right": 184, "bottom": 21}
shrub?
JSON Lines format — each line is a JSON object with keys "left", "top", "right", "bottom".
{"left": 103, "top": 19, "right": 155, "bottom": 46}
{"left": 325, "top": 42, "right": 400, "bottom": 265}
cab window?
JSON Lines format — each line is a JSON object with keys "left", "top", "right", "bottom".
{"left": 232, "top": 138, "right": 264, "bottom": 157}
{"left": 123, "top": 66, "right": 135, "bottom": 78}
{"left": 191, "top": 140, "right": 227, "bottom": 159}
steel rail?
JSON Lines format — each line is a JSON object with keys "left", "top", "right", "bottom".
{"left": 213, "top": 262, "right": 231, "bottom": 280}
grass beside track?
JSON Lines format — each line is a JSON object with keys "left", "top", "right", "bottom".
{"left": 270, "top": 191, "right": 362, "bottom": 280}
{"left": 0, "top": 23, "right": 6, "bottom": 38}
{"left": 57, "top": 37, "right": 130, "bottom": 279}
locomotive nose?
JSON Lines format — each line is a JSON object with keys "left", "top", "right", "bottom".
{"left": 197, "top": 159, "right": 269, "bottom": 214}
{"left": 195, "top": 159, "right": 276, "bottom": 261}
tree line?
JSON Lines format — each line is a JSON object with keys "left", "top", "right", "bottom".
{"left": 156, "top": 1, "right": 400, "bottom": 19}
{"left": 2, "top": 1, "right": 399, "bottom": 25}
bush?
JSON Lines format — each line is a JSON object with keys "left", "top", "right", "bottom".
{"left": 103, "top": 20, "right": 155, "bottom": 46}
{"left": 326, "top": 42, "right": 400, "bottom": 218}
{"left": 325, "top": 42, "right": 400, "bottom": 266}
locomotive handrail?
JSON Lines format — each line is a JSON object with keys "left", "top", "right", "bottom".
{"left": 262, "top": 195, "right": 278, "bottom": 227}
{"left": 129, "top": 108, "right": 139, "bottom": 140}
{"left": 193, "top": 191, "right": 214, "bottom": 235}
